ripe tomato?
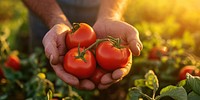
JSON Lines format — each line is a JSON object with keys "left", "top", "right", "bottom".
{"left": 5, "top": 55, "right": 20, "bottom": 71}
{"left": 179, "top": 65, "right": 200, "bottom": 80}
{"left": 148, "top": 46, "right": 167, "bottom": 60}
{"left": 66, "top": 23, "right": 96, "bottom": 49}
{"left": 90, "top": 67, "right": 106, "bottom": 85}
{"left": 96, "top": 41, "right": 132, "bottom": 71}
{"left": 63, "top": 48, "right": 96, "bottom": 79}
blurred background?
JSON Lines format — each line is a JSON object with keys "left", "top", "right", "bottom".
{"left": 0, "top": 0, "right": 200, "bottom": 100}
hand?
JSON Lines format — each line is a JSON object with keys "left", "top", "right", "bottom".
{"left": 42, "top": 24, "right": 95, "bottom": 90}
{"left": 93, "top": 18, "right": 143, "bottom": 89}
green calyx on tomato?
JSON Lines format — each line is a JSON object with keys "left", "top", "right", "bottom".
{"left": 107, "top": 36, "right": 124, "bottom": 49}
{"left": 71, "top": 23, "right": 80, "bottom": 33}
{"left": 74, "top": 44, "right": 88, "bottom": 62}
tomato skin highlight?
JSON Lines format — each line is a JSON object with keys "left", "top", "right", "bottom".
{"left": 90, "top": 68, "right": 106, "bottom": 85}
{"left": 5, "top": 55, "right": 21, "bottom": 71}
{"left": 96, "top": 41, "right": 132, "bottom": 71}
{"left": 63, "top": 48, "right": 96, "bottom": 79}
{"left": 66, "top": 23, "right": 96, "bottom": 49}
{"left": 179, "top": 65, "right": 200, "bottom": 80}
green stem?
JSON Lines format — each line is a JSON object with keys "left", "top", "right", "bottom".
{"left": 85, "top": 39, "right": 108, "bottom": 51}
{"left": 71, "top": 23, "right": 80, "bottom": 33}
{"left": 141, "top": 93, "right": 153, "bottom": 100}
{"left": 107, "top": 36, "right": 124, "bottom": 49}
{"left": 152, "top": 90, "right": 156, "bottom": 100}
{"left": 75, "top": 38, "right": 108, "bottom": 62}
{"left": 75, "top": 36, "right": 123, "bottom": 62}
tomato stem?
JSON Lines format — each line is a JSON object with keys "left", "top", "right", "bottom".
{"left": 84, "top": 39, "right": 108, "bottom": 51}
{"left": 75, "top": 36, "right": 123, "bottom": 62}
{"left": 75, "top": 44, "right": 87, "bottom": 62}
{"left": 107, "top": 36, "right": 124, "bottom": 49}
{"left": 71, "top": 23, "right": 80, "bottom": 33}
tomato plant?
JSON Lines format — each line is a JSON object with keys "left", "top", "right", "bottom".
{"left": 90, "top": 67, "right": 106, "bottom": 85}
{"left": 5, "top": 55, "right": 20, "bottom": 71}
{"left": 148, "top": 46, "right": 168, "bottom": 60}
{"left": 66, "top": 23, "right": 96, "bottom": 49}
{"left": 179, "top": 65, "right": 200, "bottom": 80}
{"left": 63, "top": 47, "right": 96, "bottom": 79}
{"left": 96, "top": 41, "right": 132, "bottom": 71}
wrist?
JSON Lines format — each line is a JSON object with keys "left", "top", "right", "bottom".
{"left": 96, "top": 15, "right": 123, "bottom": 23}
{"left": 48, "top": 14, "right": 71, "bottom": 28}
{"left": 97, "top": 0, "right": 128, "bottom": 22}
{"left": 97, "top": 13, "right": 122, "bottom": 21}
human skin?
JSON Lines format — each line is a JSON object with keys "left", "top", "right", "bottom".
{"left": 23, "top": 0, "right": 143, "bottom": 90}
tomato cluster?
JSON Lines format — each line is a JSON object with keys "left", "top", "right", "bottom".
{"left": 63, "top": 23, "right": 132, "bottom": 85}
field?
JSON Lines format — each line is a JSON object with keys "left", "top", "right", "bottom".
{"left": 1, "top": 0, "right": 200, "bottom": 100}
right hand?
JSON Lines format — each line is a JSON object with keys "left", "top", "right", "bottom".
{"left": 42, "top": 24, "right": 96, "bottom": 90}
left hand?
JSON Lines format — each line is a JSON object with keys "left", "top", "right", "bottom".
{"left": 93, "top": 18, "right": 143, "bottom": 89}
{"left": 42, "top": 24, "right": 95, "bottom": 90}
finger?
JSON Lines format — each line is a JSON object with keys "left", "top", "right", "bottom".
{"left": 45, "top": 44, "right": 59, "bottom": 65}
{"left": 101, "top": 73, "right": 113, "bottom": 84}
{"left": 59, "top": 56, "right": 64, "bottom": 64}
{"left": 56, "top": 29, "right": 68, "bottom": 56}
{"left": 112, "top": 68, "right": 127, "bottom": 80}
{"left": 50, "top": 59, "right": 79, "bottom": 86}
{"left": 42, "top": 30, "right": 59, "bottom": 65}
{"left": 112, "top": 55, "right": 132, "bottom": 79}
{"left": 43, "top": 24, "right": 69, "bottom": 65}
{"left": 78, "top": 79, "right": 95, "bottom": 90}
{"left": 98, "top": 83, "right": 112, "bottom": 90}
{"left": 126, "top": 27, "right": 143, "bottom": 56}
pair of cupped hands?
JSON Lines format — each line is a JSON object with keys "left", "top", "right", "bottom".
{"left": 42, "top": 18, "right": 143, "bottom": 90}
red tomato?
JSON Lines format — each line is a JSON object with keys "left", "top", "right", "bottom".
{"left": 96, "top": 41, "right": 132, "bottom": 71}
{"left": 66, "top": 23, "right": 96, "bottom": 49}
{"left": 90, "top": 68, "right": 106, "bottom": 85}
{"left": 148, "top": 46, "right": 167, "bottom": 60}
{"left": 179, "top": 65, "right": 200, "bottom": 80}
{"left": 63, "top": 48, "right": 96, "bottom": 79}
{"left": 5, "top": 55, "right": 20, "bottom": 71}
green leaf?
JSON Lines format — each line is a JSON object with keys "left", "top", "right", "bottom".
{"left": 186, "top": 73, "right": 200, "bottom": 95}
{"left": 126, "top": 87, "right": 142, "bottom": 100}
{"left": 145, "top": 70, "right": 159, "bottom": 91}
{"left": 188, "top": 91, "right": 200, "bottom": 100}
{"left": 127, "top": 87, "right": 152, "bottom": 100}
{"left": 2, "top": 67, "right": 15, "bottom": 81}
{"left": 158, "top": 85, "right": 187, "bottom": 100}
{"left": 134, "top": 79, "right": 146, "bottom": 87}
{"left": 177, "top": 79, "right": 186, "bottom": 87}
{"left": 0, "top": 94, "right": 8, "bottom": 100}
